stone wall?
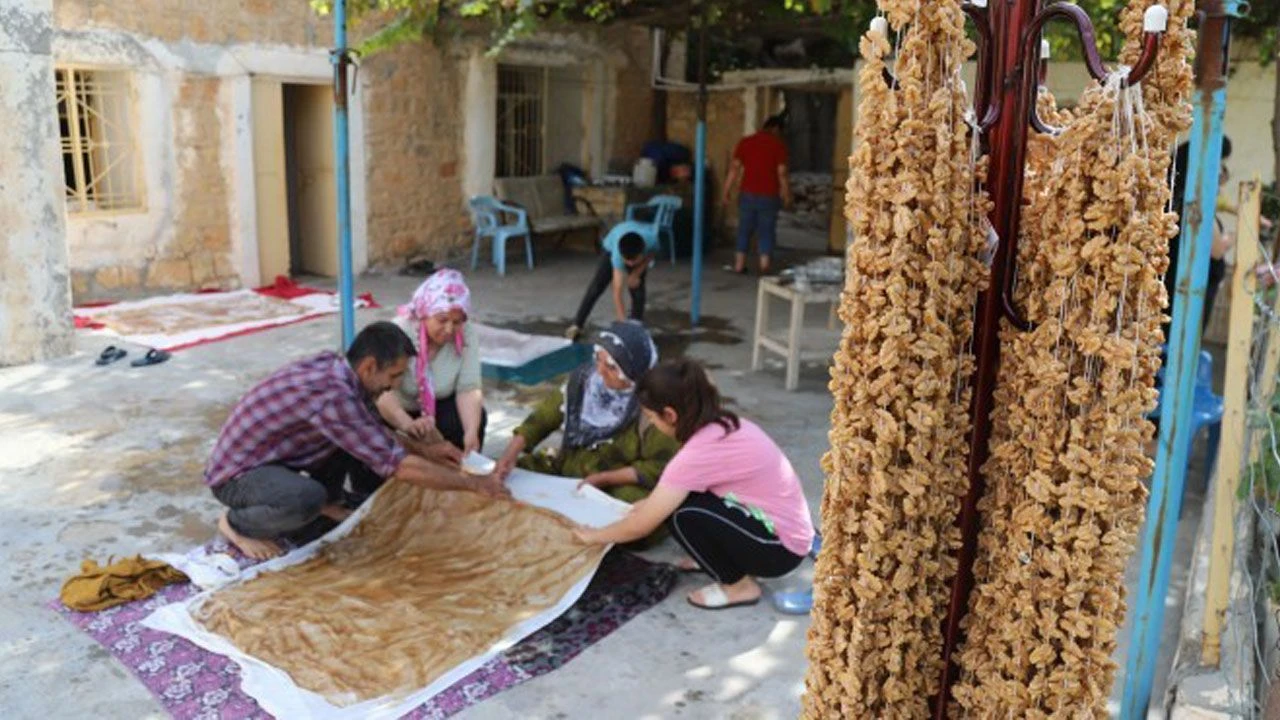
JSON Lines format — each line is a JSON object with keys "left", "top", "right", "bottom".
{"left": 69, "top": 76, "right": 237, "bottom": 298}
{"left": 608, "top": 24, "right": 656, "bottom": 163}
{"left": 0, "top": 0, "right": 75, "bottom": 364}
{"left": 668, "top": 90, "right": 745, "bottom": 241}
{"left": 42, "top": 2, "right": 659, "bottom": 305}
{"left": 53, "top": 0, "right": 332, "bottom": 47}
{"left": 361, "top": 44, "right": 470, "bottom": 265}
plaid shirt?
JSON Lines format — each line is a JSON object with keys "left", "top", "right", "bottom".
{"left": 204, "top": 352, "right": 406, "bottom": 488}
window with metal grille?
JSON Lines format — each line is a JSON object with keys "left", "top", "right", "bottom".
{"left": 495, "top": 65, "right": 547, "bottom": 177}
{"left": 56, "top": 68, "right": 143, "bottom": 213}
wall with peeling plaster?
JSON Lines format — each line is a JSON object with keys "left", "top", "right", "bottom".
{"left": 0, "top": 0, "right": 75, "bottom": 365}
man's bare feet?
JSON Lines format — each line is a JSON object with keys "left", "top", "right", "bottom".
{"left": 319, "top": 503, "right": 353, "bottom": 522}
{"left": 217, "top": 511, "right": 282, "bottom": 561}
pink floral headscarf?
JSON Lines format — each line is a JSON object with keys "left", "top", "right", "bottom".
{"left": 397, "top": 269, "right": 471, "bottom": 417}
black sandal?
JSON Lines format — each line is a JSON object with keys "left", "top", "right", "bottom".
{"left": 131, "top": 348, "right": 171, "bottom": 367}
{"left": 95, "top": 346, "right": 127, "bottom": 366}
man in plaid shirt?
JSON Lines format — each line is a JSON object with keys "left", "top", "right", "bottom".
{"left": 205, "top": 321, "right": 506, "bottom": 559}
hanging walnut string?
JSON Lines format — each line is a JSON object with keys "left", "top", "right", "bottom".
{"left": 953, "top": 1, "right": 1194, "bottom": 716}
{"left": 803, "top": 1, "right": 990, "bottom": 715}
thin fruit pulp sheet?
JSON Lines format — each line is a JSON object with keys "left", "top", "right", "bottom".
{"left": 194, "top": 480, "right": 606, "bottom": 707}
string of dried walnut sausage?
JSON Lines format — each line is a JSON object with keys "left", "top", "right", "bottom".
{"left": 803, "top": 2, "right": 990, "bottom": 716}
{"left": 953, "top": 2, "right": 1194, "bottom": 716}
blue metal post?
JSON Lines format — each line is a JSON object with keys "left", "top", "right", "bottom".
{"left": 332, "top": 0, "right": 356, "bottom": 349}
{"left": 1120, "top": 3, "right": 1241, "bottom": 715}
{"left": 692, "top": 121, "right": 706, "bottom": 325}
{"left": 690, "top": 1, "right": 708, "bottom": 326}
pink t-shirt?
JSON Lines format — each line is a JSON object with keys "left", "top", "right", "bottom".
{"left": 658, "top": 418, "right": 815, "bottom": 556}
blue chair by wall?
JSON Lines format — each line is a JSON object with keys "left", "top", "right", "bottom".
{"left": 1149, "top": 349, "right": 1224, "bottom": 490}
{"left": 469, "top": 196, "right": 533, "bottom": 276}
{"left": 615, "top": 195, "right": 682, "bottom": 264}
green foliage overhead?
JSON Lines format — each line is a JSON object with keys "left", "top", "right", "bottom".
{"left": 310, "top": 0, "right": 1277, "bottom": 67}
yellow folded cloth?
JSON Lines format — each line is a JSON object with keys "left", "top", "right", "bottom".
{"left": 60, "top": 555, "right": 189, "bottom": 612}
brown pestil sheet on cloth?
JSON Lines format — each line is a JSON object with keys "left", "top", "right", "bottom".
{"left": 89, "top": 293, "right": 305, "bottom": 336}
{"left": 193, "top": 481, "right": 606, "bottom": 706}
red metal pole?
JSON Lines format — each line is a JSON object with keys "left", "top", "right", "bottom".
{"left": 932, "top": 0, "right": 1043, "bottom": 716}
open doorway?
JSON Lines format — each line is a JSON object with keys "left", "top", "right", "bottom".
{"left": 252, "top": 79, "right": 338, "bottom": 281}
{"left": 779, "top": 89, "right": 839, "bottom": 247}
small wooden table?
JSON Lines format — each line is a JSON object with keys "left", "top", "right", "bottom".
{"left": 751, "top": 276, "right": 842, "bottom": 391}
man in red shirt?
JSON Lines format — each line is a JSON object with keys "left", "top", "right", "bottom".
{"left": 722, "top": 115, "right": 793, "bottom": 274}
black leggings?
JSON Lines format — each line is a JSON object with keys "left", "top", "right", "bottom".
{"left": 431, "top": 394, "right": 487, "bottom": 452}
{"left": 573, "top": 254, "right": 646, "bottom": 328}
{"left": 668, "top": 492, "right": 804, "bottom": 584}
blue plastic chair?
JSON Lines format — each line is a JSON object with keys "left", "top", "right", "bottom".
{"left": 616, "top": 195, "right": 682, "bottom": 264}
{"left": 1149, "top": 349, "right": 1224, "bottom": 489}
{"left": 469, "top": 196, "right": 532, "bottom": 276}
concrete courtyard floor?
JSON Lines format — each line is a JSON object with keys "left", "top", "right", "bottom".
{"left": 0, "top": 236, "right": 1199, "bottom": 718}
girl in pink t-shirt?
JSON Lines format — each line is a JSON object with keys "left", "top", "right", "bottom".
{"left": 576, "top": 360, "right": 814, "bottom": 610}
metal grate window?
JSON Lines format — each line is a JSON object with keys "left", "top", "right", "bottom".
{"left": 56, "top": 68, "right": 143, "bottom": 214}
{"left": 495, "top": 65, "right": 547, "bottom": 177}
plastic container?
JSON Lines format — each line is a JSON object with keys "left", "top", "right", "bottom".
{"left": 632, "top": 158, "right": 657, "bottom": 188}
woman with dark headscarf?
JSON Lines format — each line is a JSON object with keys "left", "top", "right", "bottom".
{"left": 494, "top": 321, "right": 678, "bottom": 504}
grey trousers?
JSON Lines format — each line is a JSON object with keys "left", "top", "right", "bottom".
{"left": 212, "top": 450, "right": 383, "bottom": 539}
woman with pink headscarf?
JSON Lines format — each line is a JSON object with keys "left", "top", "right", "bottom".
{"left": 377, "top": 269, "right": 486, "bottom": 453}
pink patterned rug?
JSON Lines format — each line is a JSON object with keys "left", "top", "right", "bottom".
{"left": 53, "top": 547, "right": 675, "bottom": 719}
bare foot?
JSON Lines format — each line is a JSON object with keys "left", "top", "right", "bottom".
{"left": 218, "top": 512, "right": 282, "bottom": 561}
{"left": 319, "top": 503, "right": 353, "bottom": 522}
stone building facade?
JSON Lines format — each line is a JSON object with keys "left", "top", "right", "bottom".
{"left": 1, "top": 0, "right": 657, "bottom": 364}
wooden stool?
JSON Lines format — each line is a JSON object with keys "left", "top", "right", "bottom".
{"left": 751, "top": 276, "right": 842, "bottom": 391}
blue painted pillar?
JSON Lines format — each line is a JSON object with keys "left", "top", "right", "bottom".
{"left": 332, "top": 0, "right": 356, "bottom": 349}
{"left": 1120, "top": 3, "right": 1242, "bottom": 715}
{"left": 692, "top": 122, "right": 706, "bottom": 325}
{"left": 690, "top": 0, "right": 708, "bottom": 326}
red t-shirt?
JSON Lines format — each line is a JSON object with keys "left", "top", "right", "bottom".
{"left": 733, "top": 131, "right": 788, "bottom": 197}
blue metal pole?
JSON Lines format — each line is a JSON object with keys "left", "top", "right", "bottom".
{"left": 692, "top": 121, "right": 706, "bottom": 325}
{"left": 332, "top": 0, "right": 356, "bottom": 350}
{"left": 1120, "top": 4, "right": 1241, "bottom": 715}
{"left": 690, "top": 1, "right": 708, "bottom": 326}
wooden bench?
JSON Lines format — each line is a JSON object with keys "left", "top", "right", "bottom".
{"left": 494, "top": 175, "right": 602, "bottom": 245}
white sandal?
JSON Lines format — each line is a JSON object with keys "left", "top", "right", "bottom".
{"left": 687, "top": 583, "right": 761, "bottom": 611}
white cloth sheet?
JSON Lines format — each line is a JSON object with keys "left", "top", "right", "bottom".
{"left": 143, "top": 458, "right": 627, "bottom": 719}
{"left": 77, "top": 290, "right": 374, "bottom": 351}
{"left": 471, "top": 323, "right": 573, "bottom": 368}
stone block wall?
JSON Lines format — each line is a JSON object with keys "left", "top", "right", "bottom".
{"left": 668, "top": 90, "right": 745, "bottom": 241}
{"left": 608, "top": 24, "right": 656, "bottom": 163}
{"left": 362, "top": 44, "right": 470, "bottom": 265}
{"left": 53, "top": 0, "right": 332, "bottom": 48}
{"left": 65, "top": 73, "right": 239, "bottom": 301}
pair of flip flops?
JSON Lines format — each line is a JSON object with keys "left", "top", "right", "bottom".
{"left": 95, "top": 345, "right": 170, "bottom": 367}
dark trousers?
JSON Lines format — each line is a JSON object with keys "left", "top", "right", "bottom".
{"left": 426, "top": 394, "right": 487, "bottom": 452}
{"left": 212, "top": 449, "right": 382, "bottom": 541}
{"left": 736, "top": 193, "right": 782, "bottom": 258}
{"left": 573, "top": 254, "right": 646, "bottom": 328}
{"left": 668, "top": 491, "right": 804, "bottom": 584}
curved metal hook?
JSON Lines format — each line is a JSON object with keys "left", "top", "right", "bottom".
{"left": 882, "top": 67, "right": 900, "bottom": 91}
{"left": 1001, "top": 2, "right": 1167, "bottom": 331}
{"left": 961, "top": 1, "right": 995, "bottom": 123}
{"left": 1024, "top": 3, "right": 1164, "bottom": 87}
